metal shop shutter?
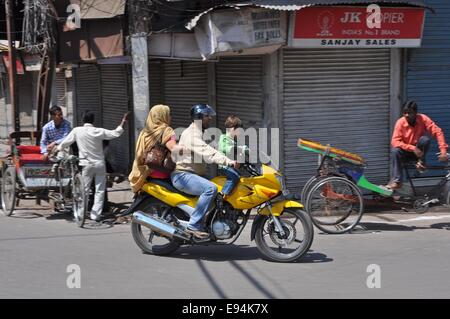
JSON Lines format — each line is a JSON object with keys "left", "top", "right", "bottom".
{"left": 100, "top": 64, "right": 130, "bottom": 174}
{"left": 162, "top": 60, "right": 208, "bottom": 130}
{"left": 18, "top": 71, "right": 36, "bottom": 132}
{"left": 75, "top": 65, "right": 102, "bottom": 126}
{"left": 406, "top": 1, "right": 450, "bottom": 176}
{"left": 282, "top": 48, "right": 391, "bottom": 191}
{"left": 149, "top": 59, "right": 163, "bottom": 108}
{"left": 0, "top": 76, "right": 11, "bottom": 139}
{"left": 216, "top": 56, "right": 263, "bottom": 130}
{"left": 56, "top": 71, "right": 66, "bottom": 110}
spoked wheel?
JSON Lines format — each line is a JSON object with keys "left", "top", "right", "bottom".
{"left": 306, "top": 176, "right": 364, "bottom": 234}
{"left": 1, "top": 166, "right": 16, "bottom": 216}
{"left": 300, "top": 175, "right": 328, "bottom": 204}
{"left": 255, "top": 209, "right": 314, "bottom": 262}
{"left": 72, "top": 173, "right": 87, "bottom": 227}
{"left": 131, "top": 199, "right": 180, "bottom": 255}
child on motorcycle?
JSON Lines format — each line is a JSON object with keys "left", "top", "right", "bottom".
{"left": 217, "top": 115, "right": 249, "bottom": 206}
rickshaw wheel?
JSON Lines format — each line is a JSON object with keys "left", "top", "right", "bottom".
{"left": 305, "top": 176, "right": 364, "bottom": 234}
{"left": 1, "top": 166, "right": 16, "bottom": 216}
{"left": 72, "top": 173, "right": 87, "bottom": 227}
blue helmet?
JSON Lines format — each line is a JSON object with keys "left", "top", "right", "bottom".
{"left": 190, "top": 104, "right": 216, "bottom": 120}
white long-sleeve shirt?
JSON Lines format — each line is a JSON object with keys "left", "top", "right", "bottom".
{"left": 57, "top": 123, "right": 124, "bottom": 166}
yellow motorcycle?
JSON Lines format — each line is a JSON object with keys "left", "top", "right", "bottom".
{"left": 126, "top": 161, "right": 314, "bottom": 262}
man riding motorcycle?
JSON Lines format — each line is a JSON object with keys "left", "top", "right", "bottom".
{"left": 170, "top": 104, "right": 239, "bottom": 238}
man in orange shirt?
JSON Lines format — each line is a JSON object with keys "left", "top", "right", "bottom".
{"left": 386, "top": 100, "right": 448, "bottom": 190}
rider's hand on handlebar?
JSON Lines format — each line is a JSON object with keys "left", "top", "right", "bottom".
{"left": 230, "top": 160, "right": 240, "bottom": 169}
{"left": 438, "top": 152, "right": 449, "bottom": 162}
{"left": 46, "top": 142, "right": 56, "bottom": 152}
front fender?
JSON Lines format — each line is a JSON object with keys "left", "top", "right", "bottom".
{"left": 259, "top": 200, "right": 303, "bottom": 217}
{"left": 250, "top": 200, "right": 304, "bottom": 241}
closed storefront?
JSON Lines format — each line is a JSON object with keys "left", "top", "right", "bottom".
{"left": 54, "top": 71, "right": 71, "bottom": 123}
{"left": 0, "top": 74, "right": 11, "bottom": 139}
{"left": 282, "top": 48, "right": 391, "bottom": 190}
{"left": 74, "top": 64, "right": 131, "bottom": 173}
{"left": 148, "top": 59, "right": 163, "bottom": 107}
{"left": 162, "top": 60, "right": 208, "bottom": 130}
{"left": 216, "top": 56, "right": 264, "bottom": 130}
{"left": 406, "top": 0, "right": 450, "bottom": 175}
{"left": 0, "top": 71, "right": 37, "bottom": 137}
{"left": 100, "top": 64, "right": 131, "bottom": 174}
{"left": 74, "top": 65, "right": 102, "bottom": 126}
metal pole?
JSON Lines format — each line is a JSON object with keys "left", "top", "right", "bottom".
{"left": 5, "top": 0, "right": 20, "bottom": 142}
{"left": 36, "top": 49, "right": 55, "bottom": 134}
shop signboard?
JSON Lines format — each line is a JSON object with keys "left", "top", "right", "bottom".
{"left": 194, "top": 7, "right": 287, "bottom": 60}
{"left": 290, "top": 6, "right": 425, "bottom": 48}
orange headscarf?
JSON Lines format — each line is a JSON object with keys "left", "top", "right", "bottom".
{"left": 128, "top": 104, "right": 175, "bottom": 193}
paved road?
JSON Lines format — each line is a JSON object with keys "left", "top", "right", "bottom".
{"left": 1, "top": 201, "right": 450, "bottom": 299}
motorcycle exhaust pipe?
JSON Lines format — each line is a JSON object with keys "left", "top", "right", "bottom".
{"left": 132, "top": 211, "right": 190, "bottom": 241}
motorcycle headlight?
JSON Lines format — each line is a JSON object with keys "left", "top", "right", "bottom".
{"left": 276, "top": 174, "right": 291, "bottom": 196}
{"left": 275, "top": 174, "right": 285, "bottom": 191}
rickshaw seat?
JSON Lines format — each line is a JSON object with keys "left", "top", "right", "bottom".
{"left": 17, "top": 145, "right": 41, "bottom": 154}
{"left": 19, "top": 154, "right": 47, "bottom": 165}
{"left": 16, "top": 146, "right": 48, "bottom": 165}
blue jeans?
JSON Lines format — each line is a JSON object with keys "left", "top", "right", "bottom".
{"left": 171, "top": 171, "right": 217, "bottom": 231}
{"left": 391, "top": 135, "right": 431, "bottom": 183}
{"left": 220, "top": 167, "right": 240, "bottom": 195}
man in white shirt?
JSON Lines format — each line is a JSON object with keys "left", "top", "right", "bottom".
{"left": 57, "top": 110, "right": 129, "bottom": 221}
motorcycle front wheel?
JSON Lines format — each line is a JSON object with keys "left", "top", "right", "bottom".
{"left": 255, "top": 209, "right": 314, "bottom": 263}
{"left": 131, "top": 199, "right": 180, "bottom": 256}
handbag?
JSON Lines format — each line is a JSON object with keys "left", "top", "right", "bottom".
{"left": 144, "top": 130, "right": 176, "bottom": 173}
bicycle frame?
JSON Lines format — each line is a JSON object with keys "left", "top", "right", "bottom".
{"left": 403, "top": 164, "right": 450, "bottom": 199}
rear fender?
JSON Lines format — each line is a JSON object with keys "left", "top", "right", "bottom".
{"left": 120, "top": 192, "right": 152, "bottom": 216}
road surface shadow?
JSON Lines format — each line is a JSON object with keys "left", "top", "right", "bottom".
{"left": 430, "top": 222, "right": 450, "bottom": 230}
{"left": 8, "top": 211, "right": 45, "bottom": 219}
{"left": 333, "top": 222, "right": 431, "bottom": 234}
{"left": 163, "top": 245, "right": 332, "bottom": 263}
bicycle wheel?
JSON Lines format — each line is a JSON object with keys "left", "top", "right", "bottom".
{"left": 306, "top": 176, "right": 364, "bottom": 234}
{"left": 300, "top": 175, "right": 328, "bottom": 204}
{"left": 1, "top": 166, "right": 16, "bottom": 216}
{"left": 72, "top": 173, "right": 87, "bottom": 227}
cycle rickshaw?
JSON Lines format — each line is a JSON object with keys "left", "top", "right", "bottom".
{"left": 298, "top": 138, "right": 450, "bottom": 234}
{"left": 0, "top": 131, "right": 87, "bottom": 227}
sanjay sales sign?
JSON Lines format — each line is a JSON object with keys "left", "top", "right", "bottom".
{"left": 290, "top": 6, "right": 425, "bottom": 48}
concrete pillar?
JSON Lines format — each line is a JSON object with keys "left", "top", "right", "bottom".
{"left": 131, "top": 34, "right": 150, "bottom": 141}
{"left": 263, "top": 51, "right": 282, "bottom": 171}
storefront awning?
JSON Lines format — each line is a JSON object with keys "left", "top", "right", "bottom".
{"left": 185, "top": 0, "right": 431, "bottom": 30}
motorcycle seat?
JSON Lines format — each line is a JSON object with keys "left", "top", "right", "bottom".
{"left": 148, "top": 178, "right": 196, "bottom": 198}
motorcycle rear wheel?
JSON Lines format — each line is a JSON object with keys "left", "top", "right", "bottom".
{"left": 255, "top": 209, "right": 314, "bottom": 262}
{"left": 131, "top": 199, "right": 180, "bottom": 255}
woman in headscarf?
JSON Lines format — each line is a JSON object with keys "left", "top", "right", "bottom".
{"left": 128, "top": 104, "right": 180, "bottom": 193}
